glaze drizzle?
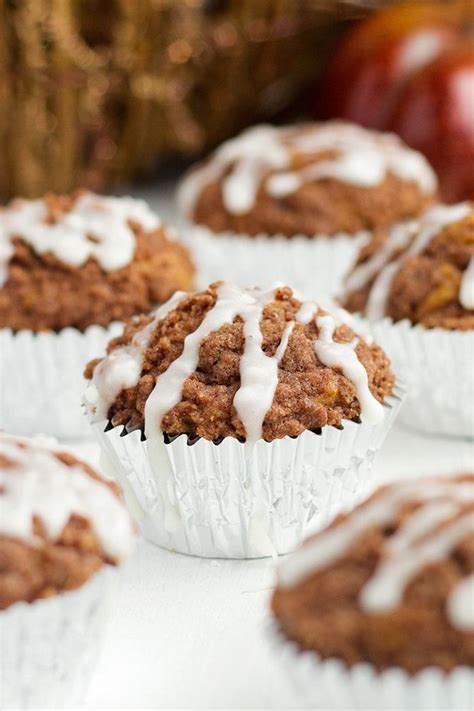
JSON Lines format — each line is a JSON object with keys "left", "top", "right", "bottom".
{"left": 0, "top": 192, "right": 160, "bottom": 286}
{"left": 178, "top": 122, "right": 437, "bottom": 219}
{"left": 346, "top": 202, "right": 473, "bottom": 319}
{"left": 0, "top": 433, "right": 135, "bottom": 561}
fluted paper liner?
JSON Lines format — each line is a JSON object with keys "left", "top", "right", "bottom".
{"left": 180, "top": 224, "right": 369, "bottom": 298}
{"left": 0, "top": 323, "right": 122, "bottom": 440}
{"left": 93, "top": 387, "right": 403, "bottom": 559}
{"left": 268, "top": 622, "right": 474, "bottom": 711}
{"left": 356, "top": 317, "right": 474, "bottom": 439}
{"left": 0, "top": 566, "right": 116, "bottom": 709}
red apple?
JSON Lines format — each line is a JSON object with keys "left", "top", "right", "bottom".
{"left": 316, "top": 1, "right": 474, "bottom": 201}
{"left": 390, "top": 46, "right": 474, "bottom": 203}
{"left": 317, "top": 4, "right": 460, "bottom": 128}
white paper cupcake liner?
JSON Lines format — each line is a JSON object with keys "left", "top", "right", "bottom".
{"left": 356, "top": 317, "right": 474, "bottom": 439}
{"left": 0, "top": 566, "right": 116, "bottom": 710}
{"left": 0, "top": 322, "right": 122, "bottom": 440}
{"left": 92, "top": 386, "right": 403, "bottom": 559}
{"left": 180, "top": 224, "right": 369, "bottom": 298}
{"left": 268, "top": 622, "right": 474, "bottom": 711}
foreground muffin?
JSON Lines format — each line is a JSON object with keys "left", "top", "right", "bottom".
{"left": 0, "top": 191, "right": 194, "bottom": 438}
{"left": 0, "top": 432, "right": 135, "bottom": 708}
{"left": 0, "top": 191, "right": 194, "bottom": 331}
{"left": 85, "top": 282, "right": 402, "bottom": 558}
{"left": 343, "top": 202, "right": 473, "bottom": 437}
{"left": 271, "top": 474, "right": 474, "bottom": 709}
{"left": 177, "top": 121, "right": 437, "bottom": 296}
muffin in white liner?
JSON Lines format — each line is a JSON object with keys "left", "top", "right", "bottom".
{"left": 343, "top": 202, "right": 474, "bottom": 439}
{"left": 85, "top": 282, "right": 403, "bottom": 559}
{"left": 0, "top": 322, "right": 122, "bottom": 439}
{"left": 270, "top": 474, "right": 474, "bottom": 710}
{"left": 0, "top": 433, "right": 136, "bottom": 709}
{"left": 177, "top": 121, "right": 437, "bottom": 298}
{"left": 0, "top": 191, "right": 194, "bottom": 439}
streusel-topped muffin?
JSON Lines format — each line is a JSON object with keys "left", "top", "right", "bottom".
{"left": 179, "top": 121, "right": 437, "bottom": 237}
{"left": 84, "top": 282, "right": 402, "bottom": 559}
{"left": 1, "top": 191, "right": 194, "bottom": 331}
{"left": 273, "top": 473, "right": 474, "bottom": 671}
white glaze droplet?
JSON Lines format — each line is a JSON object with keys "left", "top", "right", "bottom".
{"left": 0, "top": 433, "right": 135, "bottom": 561}
{"left": 85, "top": 291, "right": 186, "bottom": 423}
{"left": 278, "top": 477, "right": 474, "bottom": 632}
{"left": 0, "top": 193, "right": 160, "bottom": 286}
{"left": 460, "top": 256, "right": 474, "bottom": 310}
{"left": 179, "top": 122, "right": 437, "bottom": 219}
{"left": 448, "top": 574, "right": 474, "bottom": 631}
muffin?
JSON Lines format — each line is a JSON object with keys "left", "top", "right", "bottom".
{"left": 343, "top": 202, "right": 474, "bottom": 438}
{"left": 0, "top": 191, "right": 194, "bottom": 438}
{"left": 177, "top": 121, "right": 438, "bottom": 296}
{"left": 0, "top": 432, "right": 136, "bottom": 708}
{"left": 85, "top": 282, "right": 403, "bottom": 558}
{"left": 271, "top": 473, "right": 474, "bottom": 710}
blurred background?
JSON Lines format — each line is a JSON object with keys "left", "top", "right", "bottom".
{"left": 1, "top": 0, "right": 472, "bottom": 203}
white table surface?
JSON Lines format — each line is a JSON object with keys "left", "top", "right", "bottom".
{"left": 63, "top": 425, "right": 473, "bottom": 711}
{"left": 60, "top": 183, "right": 474, "bottom": 709}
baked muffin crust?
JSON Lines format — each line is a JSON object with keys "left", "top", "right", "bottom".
{"left": 0, "top": 192, "right": 194, "bottom": 331}
{"left": 179, "top": 122, "right": 437, "bottom": 237}
{"left": 272, "top": 474, "right": 474, "bottom": 673}
{"left": 85, "top": 283, "right": 394, "bottom": 442}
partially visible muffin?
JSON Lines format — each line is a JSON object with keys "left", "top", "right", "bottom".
{"left": 0, "top": 432, "right": 135, "bottom": 610}
{"left": 84, "top": 282, "right": 394, "bottom": 442}
{"left": 178, "top": 121, "right": 437, "bottom": 237}
{"left": 272, "top": 473, "right": 474, "bottom": 673}
{"left": 344, "top": 202, "right": 474, "bottom": 330}
{"left": 0, "top": 191, "right": 194, "bottom": 331}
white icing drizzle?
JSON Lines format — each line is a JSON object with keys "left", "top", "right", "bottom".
{"left": 85, "top": 291, "right": 186, "bottom": 422}
{"left": 179, "top": 121, "right": 437, "bottom": 218}
{"left": 460, "top": 256, "right": 474, "bottom": 310}
{"left": 278, "top": 477, "right": 474, "bottom": 632}
{"left": 346, "top": 202, "right": 473, "bottom": 320}
{"left": 0, "top": 433, "right": 135, "bottom": 561}
{"left": 88, "top": 283, "right": 385, "bottom": 442}
{"left": 0, "top": 192, "right": 160, "bottom": 286}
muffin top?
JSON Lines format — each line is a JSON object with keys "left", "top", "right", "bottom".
{"left": 178, "top": 121, "right": 437, "bottom": 237}
{"left": 344, "top": 202, "right": 474, "bottom": 330}
{"left": 272, "top": 474, "right": 474, "bottom": 673}
{"left": 84, "top": 282, "right": 394, "bottom": 444}
{"left": 0, "top": 191, "right": 194, "bottom": 331}
{"left": 0, "top": 433, "right": 135, "bottom": 609}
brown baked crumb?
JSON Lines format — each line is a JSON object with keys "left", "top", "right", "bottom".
{"left": 344, "top": 208, "right": 474, "bottom": 330}
{"left": 272, "top": 474, "right": 474, "bottom": 674}
{"left": 0, "top": 192, "right": 195, "bottom": 332}
{"left": 85, "top": 283, "right": 395, "bottom": 441}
